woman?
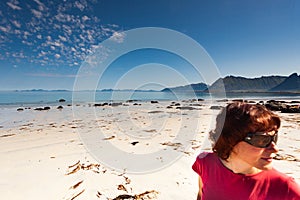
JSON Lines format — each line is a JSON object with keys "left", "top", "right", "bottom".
{"left": 192, "top": 102, "right": 300, "bottom": 200}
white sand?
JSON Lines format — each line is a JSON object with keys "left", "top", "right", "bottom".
{"left": 0, "top": 100, "right": 299, "bottom": 199}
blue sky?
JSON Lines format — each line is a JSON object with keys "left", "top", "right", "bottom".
{"left": 0, "top": 0, "right": 299, "bottom": 90}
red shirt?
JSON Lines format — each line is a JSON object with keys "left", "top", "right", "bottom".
{"left": 192, "top": 152, "right": 300, "bottom": 200}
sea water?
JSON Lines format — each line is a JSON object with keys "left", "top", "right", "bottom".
{"left": 0, "top": 90, "right": 300, "bottom": 107}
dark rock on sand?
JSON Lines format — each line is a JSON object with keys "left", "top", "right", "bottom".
{"left": 281, "top": 105, "right": 300, "bottom": 113}
{"left": 131, "top": 141, "right": 139, "bottom": 146}
{"left": 232, "top": 99, "right": 245, "bottom": 102}
{"left": 263, "top": 100, "right": 300, "bottom": 113}
{"left": 210, "top": 105, "right": 223, "bottom": 110}
{"left": 44, "top": 106, "right": 51, "bottom": 110}
{"left": 148, "top": 111, "right": 163, "bottom": 114}
{"left": 109, "top": 102, "right": 123, "bottom": 107}
{"left": 34, "top": 106, "right": 51, "bottom": 111}
{"left": 216, "top": 99, "right": 228, "bottom": 102}
{"left": 189, "top": 103, "right": 202, "bottom": 106}
{"left": 291, "top": 101, "right": 300, "bottom": 104}
{"left": 151, "top": 101, "right": 159, "bottom": 104}
{"left": 176, "top": 106, "right": 196, "bottom": 110}
{"left": 126, "top": 100, "right": 139, "bottom": 103}
{"left": 17, "top": 108, "right": 24, "bottom": 111}
{"left": 57, "top": 105, "right": 63, "bottom": 109}
{"left": 94, "top": 103, "right": 109, "bottom": 107}
{"left": 264, "top": 100, "right": 286, "bottom": 111}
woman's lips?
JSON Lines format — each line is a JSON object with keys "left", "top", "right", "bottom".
{"left": 261, "top": 157, "right": 273, "bottom": 162}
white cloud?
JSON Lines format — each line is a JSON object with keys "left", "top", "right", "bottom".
{"left": 53, "top": 41, "right": 62, "bottom": 47}
{"left": 54, "top": 54, "right": 61, "bottom": 59}
{"left": 6, "top": 2, "right": 22, "bottom": 10}
{"left": 82, "top": 15, "right": 90, "bottom": 22}
{"left": 109, "top": 31, "right": 125, "bottom": 43}
{"left": 74, "top": 1, "right": 86, "bottom": 11}
{"left": 58, "top": 35, "right": 67, "bottom": 42}
{"left": 22, "top": 31, "right": 30, "bottom": 40}
{"left": 38, "top": 50, "right": 47, "bottom": 56}
{"left": 86, "top": 30, "right": 94, "bottom": 42}
{"left": 33, "top": 0, "right": 46, "bottom": 11}
{"left": 10, "top": 20, "right": 21, "bottom": 28}
{"left": 0, "top": 26, "right": 10, "bottom": 33}
{"left": 22, "top": 40, "right": 33, "bottom": 45}
{"left": 31, "top": 9, "right": 43, "bottom": 18}
{"left": 11, "top": 52, "right": 26, "bottom": 59}
{"left": 14, "top": 29, "right": 21, "bottom": 35}
{"left": 55, "top": 13, "right": 66, "bottom": 22}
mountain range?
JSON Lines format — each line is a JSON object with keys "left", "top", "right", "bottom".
{"left": 16, "top": 73, "right": 300, "bottom": 93}
{"left": 162, "top": 73, "right": 300, "bottom": 93}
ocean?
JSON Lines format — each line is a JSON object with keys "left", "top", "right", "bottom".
{"left": 0, "top": 90, "right": 300, "bottom": 107}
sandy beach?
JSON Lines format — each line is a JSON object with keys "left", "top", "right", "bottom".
{"left": 1, "top": 99, "right": 299, "bottom": 200}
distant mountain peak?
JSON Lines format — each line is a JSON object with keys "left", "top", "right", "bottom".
{"left": 289, "top": 72, "right": 299, "bottom": 78}
{"left": 161, "top": 82, "right": 208, "bottom": 92}
{"left": 270, "top": 73, "right": 300, "bottom": 92}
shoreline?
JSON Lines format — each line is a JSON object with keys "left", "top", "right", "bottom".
{"left": 1, "top": 90, "right": 300, "bottom": 107}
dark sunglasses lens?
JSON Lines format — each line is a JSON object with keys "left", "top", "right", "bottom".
{"left": 250, "top": 135, "right": 272, "bottom": 148}
{"left": 245, "top": 132, "right": 278, "bottom": 148}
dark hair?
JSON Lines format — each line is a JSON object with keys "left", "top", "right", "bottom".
{"left": 210, "top": 102, "right": 281, "bottom": 160}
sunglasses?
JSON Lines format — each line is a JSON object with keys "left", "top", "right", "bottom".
{"left": 244, "top": 132, "right": 278, "bottom": 148}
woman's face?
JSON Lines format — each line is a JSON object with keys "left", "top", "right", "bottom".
{"left": 231, "top": 131, "right": 279, "bottom": 171}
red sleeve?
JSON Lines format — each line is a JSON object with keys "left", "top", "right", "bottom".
{"left": 192, "top": 152, "right": 210, "bottom": 176}
{"left": 287, "top": 177, "right": 300, "bottom": 199}
{"left": 192, "top": 156, "right": 202, "bottom": 176}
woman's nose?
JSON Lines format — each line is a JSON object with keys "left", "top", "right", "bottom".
{"left": 267, "top": 141, "right": 279, "bottom": 153}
